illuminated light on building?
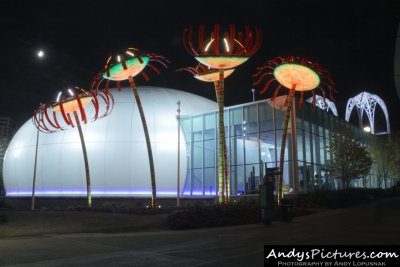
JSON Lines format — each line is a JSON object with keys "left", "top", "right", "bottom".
{"left": 363, "top": 126, "right": 371, "bottom": 133}
{"left": 306, "top": 95, "right": 338, "bottom": 116}
{"left": 345, "top": 91, "right": 390, "bottom": 134}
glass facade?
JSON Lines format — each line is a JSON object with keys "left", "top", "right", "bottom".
{"left": 181, "top": 96, "right": 372, "bottom": 196}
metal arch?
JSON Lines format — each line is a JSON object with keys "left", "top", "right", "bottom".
{"left": 345, "top": 91, "right": 390, "bottom": 134}
{"left": 306, "top": 95, "right": 338, "bottom": 116}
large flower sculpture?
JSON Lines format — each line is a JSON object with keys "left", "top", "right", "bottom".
{"left": 179, "top": 64, "right": 234, "bottom": 202}
{"left": 253, "top": 56, "right": 335, "bottom": 202}
{"left": 182, "top": 24, "right": 261, "bottom": 204}
{"left": 91, "top": 47, "right": 169, "bottom": 208}
{"left": 32, "top": 87, "right": 114, "bottom": 207}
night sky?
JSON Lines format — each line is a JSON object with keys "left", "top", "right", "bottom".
{"left": 0, "top": 0, "right": 399, "bottom": 132}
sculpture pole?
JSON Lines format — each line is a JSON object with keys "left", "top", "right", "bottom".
{"left": 216, "top": 69, "right": 227, "bottom": 203}
{"left": 278, "top": 87, "right": 295, "bottom": 202}
{"left": 128, "top": 76, "right": 156, "bottom": 207}
{"left": 177, "top": 100, "right": 181, "bottom": 207}
{"left": 31, "top": 116, "right": 40, "bottom": 211}
{"left": 73, "top": 110, "right": 92, "bottom": 208}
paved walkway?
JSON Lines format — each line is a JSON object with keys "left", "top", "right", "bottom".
{"left": 0, "top": 197, "right": 399, "bottom": 266}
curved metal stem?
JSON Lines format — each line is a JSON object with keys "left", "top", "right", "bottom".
{"left": 278, "top": 87, "right": 296, "bottom": 203}
{"left": 128, "top": 76, "right": 157, "bottom": 207}
{"left": 215, "top": 70, "right": 227, "bottom": 204}
{"left": 73, "top": 111, "right": 92, "bottom": 208}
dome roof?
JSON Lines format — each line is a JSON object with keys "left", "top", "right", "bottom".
{"left": 3, "top": 86, "right": 217, "bottom": 197}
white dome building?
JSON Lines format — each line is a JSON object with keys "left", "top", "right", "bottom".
{"left": 3, "top": 86, "right": 216, "bottom": 197}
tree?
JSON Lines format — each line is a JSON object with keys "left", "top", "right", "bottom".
{"left": 369, "top": 136, "right": 391, "bottom": 188}
{"left": 388, "top": 132, "right": 400, "bottom": 183}
{"left": 325, "top": 128, "right": 372, "bottom": 189}
{"left": 369, "top": 132, "right": 400, "bottom": 189}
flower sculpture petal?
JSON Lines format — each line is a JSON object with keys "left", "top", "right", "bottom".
{"left": 183, "top": 24, "right": 262, "bottom": 69}
{"left": 92, "top": 47, "right": 169, "bottom": 92}
{"left": 33, "top": 88, "right": 114, "bottom": 133}
{"left": 182, "top": 24, "right": 261, "bottom": 204}
{"left": 179, "top": 63, "right": 235, "bottom": 82}
{"left": 253, "top": 56, "right": 335, "bottom": 109}
{"left": 91, "top": 47, "right": 169, "bottom": 208}
{"left": 32, "top": 88, "right": 114, "bottom": 208}
{"left": 253, "top": 56, "right": 335, "bottom": 202}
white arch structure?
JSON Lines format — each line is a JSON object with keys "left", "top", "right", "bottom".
{"left": 306, "top": 95, "right": 338, "bottom": 116}
{"left": 345, "top": 92, "right": 390, "bottom": 134}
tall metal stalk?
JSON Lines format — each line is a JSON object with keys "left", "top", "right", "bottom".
{"left": 128, "top": 76, "right": 157, "bottom": 207}
{"left": 73, "top": 111, "right": 92, "bottom": 208}
{"left": 278, "top": 87, "right": 296, "bottom": 203}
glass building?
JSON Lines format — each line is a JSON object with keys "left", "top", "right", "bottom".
{"left": 181, "top": 96, "right": 382, "bottom": 197}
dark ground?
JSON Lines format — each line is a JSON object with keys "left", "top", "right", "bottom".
{"left": 0, "top": 197, "right": 399, "bottom": 266}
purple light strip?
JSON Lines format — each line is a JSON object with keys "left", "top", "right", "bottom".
{"left": 6, "top": 190, "right": 178, "bottom": 196}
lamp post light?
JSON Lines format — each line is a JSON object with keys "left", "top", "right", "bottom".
{"left": 252, "top": 88, "right": 255, "bottom": 102}
{"left": 253, "top": 56, "right": 335, "bottom": 203}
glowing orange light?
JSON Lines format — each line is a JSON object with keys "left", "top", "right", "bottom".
{"left": 194, "top": 68, "right": 235, "bottom": 82}
{"left": 52, "top": 96, "right": 93, "bottom": 113}
{"left": 273, "top": 63, "right": 320, "bottom": 91}
{"left": 195, "top": 56, "right": 249, "bottom": 69}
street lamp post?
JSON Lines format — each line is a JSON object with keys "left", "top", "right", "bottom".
{"left": 177, "top": 100, "right": 181, "bottom": 207}
{"left": 31, "top": 111, "right": 41, "bottom": 211}
{"left": 252, "top": 88, "right": 255, "bottom": 102}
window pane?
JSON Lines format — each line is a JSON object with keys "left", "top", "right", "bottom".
{"left": 204, "top": 168, "right": 216, "bottom": 196}
{"left": 230, "top": 108, "right": 243, "bottom": 137}
{"left": 192, "top": 169, "right": 202, "bottom": 195}
{"left": 204, "top": 140, "right": 215, "bottom": 168}
{"left": 230, "top": 135, "right": 243, "bottom": 165}
{"left": 260, "top": 131, "right": 276, "bottom": 164}
{"left": 245, "top": 133, "right": 259, "bottom": 164}
{"left": 193, "top": 142, "right": 202, "bottom": 168}
{"left": 192, "top": 116, "right": 202, "bottom": 142}
{"left": 244, "top": 105, "right": 257, "bottom": 134}
{"left": 259, "top": 102, "right": 274, "bottom": 132}
{"left": 204, "top": 113, "right": 215, "bottom": 140}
